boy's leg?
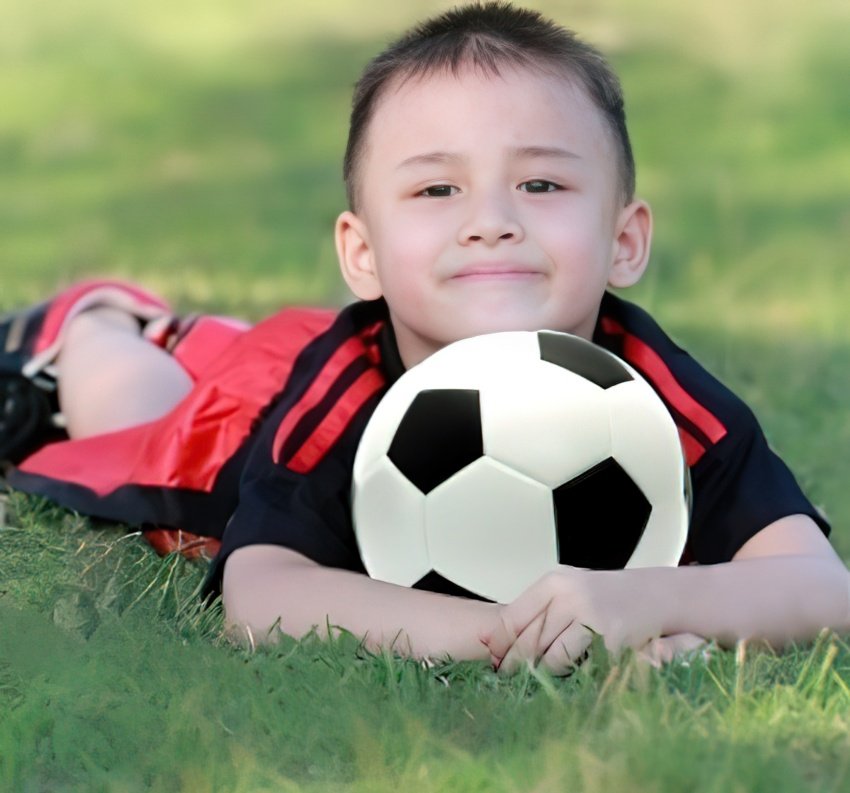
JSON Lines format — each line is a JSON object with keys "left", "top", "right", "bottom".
{"left": 58, "top": 307, "right": 193, "bottom": 439}
{"left": 1, "top": 279, "right": 190, "bottom": 462}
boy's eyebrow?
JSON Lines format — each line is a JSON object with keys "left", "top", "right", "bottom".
{"left": 513, "top": 145, "right": 582, "bottom": 161}
{"left": 396, "top": 151, "right": 465, "bottom": 170}
{"left": 396, "top": 146, "right": 581, "bottom": 170}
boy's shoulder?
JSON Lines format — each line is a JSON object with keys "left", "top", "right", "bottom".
{"left": 594, "top": 291, "right": 755, "bottom": 468}
{"left": 267, "top": 293, "right": 760, "bottom": 474}
{"left": 259, "top": 299, "right": 392, "bottom": 475}
{"left": 256, "top": 299, "right": 394, "bottom": 386}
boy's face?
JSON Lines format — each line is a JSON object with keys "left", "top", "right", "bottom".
{"left": 336, "top": 65, "right": 651, "bottom": 368}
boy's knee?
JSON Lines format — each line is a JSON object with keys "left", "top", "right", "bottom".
{"left": 62, "top": 306, "right": 142, "bottom": 347}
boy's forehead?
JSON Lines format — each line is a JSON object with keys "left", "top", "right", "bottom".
{"left": 381, "top": 63, "right": 593, "bottom": 115}
{"left": 365, "top": 64, "right": 612, "bottom": 164}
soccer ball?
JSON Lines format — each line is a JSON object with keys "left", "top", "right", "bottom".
{"left": 352, "top": 330, "right": 690, "bottom": 604}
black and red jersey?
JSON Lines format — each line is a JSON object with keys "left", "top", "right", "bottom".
{"left": 8, "top": 293, "right": 829, "bottom": 593}
{"left": 593, "top": 293, "right": 830, "bottom": 565}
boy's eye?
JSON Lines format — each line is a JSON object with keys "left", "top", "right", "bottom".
{"left": 419, "top": 185, "right": 459, "bottom": 198}
{"left": 518, "top": 180, "right": 561, "bottom": 193}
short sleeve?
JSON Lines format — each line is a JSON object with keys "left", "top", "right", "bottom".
{"left": 203, "top": 393, "right": 376, "bottom": 594}
{"left": 687, "top": 400, "right": 830, "bottom": 564}
{"left": 594, "top": 293, "right": 831, "bottom": 567}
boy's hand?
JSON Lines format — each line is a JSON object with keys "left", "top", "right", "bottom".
{"left": 480, "top": 565, "right": 667, "bottom": 675}
{"left": 636, "top": 632, "right": 711, "bottom": 668}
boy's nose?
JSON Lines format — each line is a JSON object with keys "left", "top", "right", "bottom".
{"left": 457, "top": 196, "right": 524, "bottom": 246}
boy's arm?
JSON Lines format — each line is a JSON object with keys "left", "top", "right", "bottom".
{"left": 483, "top": 514, "right": 850, "bottom": 674}
{"left": 222, "top": 544, "right": 498, "bottom": 661}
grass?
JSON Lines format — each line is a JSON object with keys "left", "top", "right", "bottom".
{"left": 1, "top": 0, "right": 849, "bottom": 789}
{"left": 3, "top": 493, "right": 850, "bottom": 792}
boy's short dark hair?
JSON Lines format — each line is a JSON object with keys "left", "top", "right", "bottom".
{"left": 343, "top": 1, "right": 636, "bottom": 211}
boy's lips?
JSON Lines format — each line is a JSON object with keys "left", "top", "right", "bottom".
{"left": 451, "top": 262, "right": 544, "bottom": 280}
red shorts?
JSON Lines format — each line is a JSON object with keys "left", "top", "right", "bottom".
{"left": 10, "top": 307, "right": 338, "bottom": 557}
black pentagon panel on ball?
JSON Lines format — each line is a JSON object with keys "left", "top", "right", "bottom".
{"left": 552, "top": 457, "right": 651, "bottom": 569}
{"left": 412, "top": 570, "right": 489, "bottom": 602}
{"left": 537, "top": 331, "right": 633, "bottom": 389}
{"left": 388, "top": 389, "right": 484, "bottom": 495}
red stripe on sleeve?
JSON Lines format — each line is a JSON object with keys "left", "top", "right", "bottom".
{"left": 678, "top": 427, "right": 706, "bottom": 467}
{"left": 286, "top": 367, "right": 386, "bottom": 474}
{"left": 601, "top": 317, "right": 727, "bottom": 446}
{"left": 272, "top": 322, "right": 383, "bottom": 464}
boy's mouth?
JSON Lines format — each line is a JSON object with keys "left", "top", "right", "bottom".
{"left": 451, "top": 262, "right": 543, "bottom": 280}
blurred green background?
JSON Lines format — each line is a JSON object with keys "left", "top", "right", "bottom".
{"left": 1, "top": 0, "right": 848, "bottom": 543}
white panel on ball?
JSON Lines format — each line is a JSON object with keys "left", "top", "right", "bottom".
{"left": 423, "top": 331, "right": 539, "bottom": 372}
{"left": 480, "top": 362, "right": 611, "bottom": 487}
{"left": 410, "top": 332, "right": 537, "bottom": 387}
{"left": 352, "top": 460, "right": 432, "bottom": 587}
{"left": 604, "top": 381, "right": 688, "bottom": 566}
{"left": 628, "top": 495, "right": 689, "bottom": 567}
{"left": 425, "top": 457, "right": 558, "bottom": 603}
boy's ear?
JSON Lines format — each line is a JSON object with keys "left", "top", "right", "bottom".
{"left": 607, "top": 199, "right": 653, "bottom": 289}
{"left": 335, "top": 211, "right": 383, "bottom": 301}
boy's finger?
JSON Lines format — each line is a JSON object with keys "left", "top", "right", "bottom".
{"left": 495, "top": 612, "right": 547, "bottom": 674}
{"left": 532, "top": 602, "right": 579, "bottom": 661}
{"left": 637, "top": 633, "right": 709, "bottom": 668}
{"left": 539, "top": 621, "right": 593, "bottom": 676}
{"left": 482, "top": 606, "right": 542, "bottom": 664}
{"left": 484, "top": 578, "right": 557, "bottom": 662}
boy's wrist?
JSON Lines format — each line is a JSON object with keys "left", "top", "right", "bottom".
{"left": 395, "top": 594, "right": 499, "bottom": 662}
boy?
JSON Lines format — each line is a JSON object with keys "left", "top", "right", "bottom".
{"left": 2, "top": 3, "right": 847, "bottom": 674}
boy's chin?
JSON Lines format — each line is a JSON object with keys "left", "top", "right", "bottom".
{"left": 451, "top": 312, "right": 566, "bottom": 340}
